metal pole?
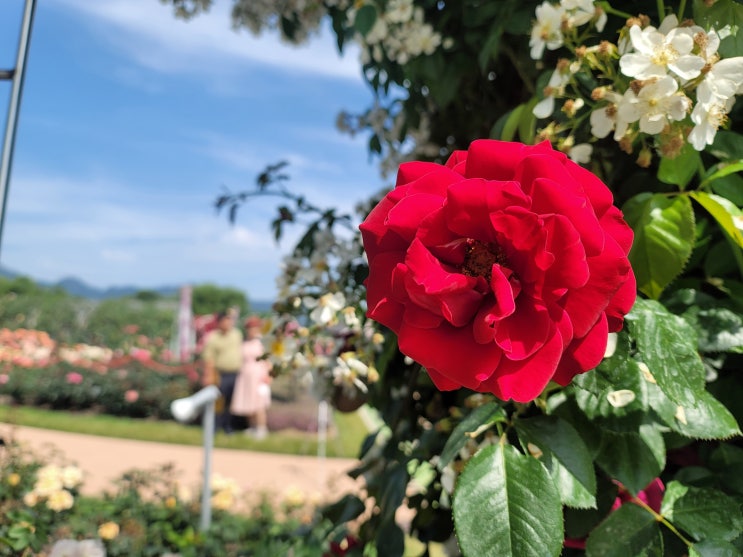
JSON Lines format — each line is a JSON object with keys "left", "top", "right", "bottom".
{"left": 0, "top": 0, "right": 37, "bottom": 261}
{"left": 200, "top": 398, "right": 215, "bottom": 532}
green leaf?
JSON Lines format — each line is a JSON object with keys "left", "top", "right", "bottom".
{"left": 661, "top": 481, "right": 743, "bottom": 542}
{"left": 647, "top": 384, "right": 741, "bottom": 440}
{"left": 711, "top": 173, "right": 743, "bottom": 207}
{"left": 694, "top": 0, "right": 743, "bottom": 58}
{"left": 438, "top": 402, "right": 506, "bottom": 471}
{"left": 709, "top": 131, "right": 743, "bottom": 161}
{"left": 691, "top": 192, "right": 743, "bottom": 249}
{"left": 622, "top": 193, "right": 695, "bottom": 298}
{"left": 376, "top": 519, "right": 405, "bottom": 557}
{"left": 585, "top": 503, "right": 661, "bottom": 557}
{"left": 478, "top": 22, "right": 504, "bottom": 73}
{"left": 322, "top": 494, "right": 366, "bottom": 524}
{"left": 453, "top": 444, "right": 563, "bottom": 557}
{"left": 515, "top": 416, "right": 597, "bottom": 508}
{"left": 682, "top": 305, "right": 743, "bottom": 353}
{"left": 519, "top": 97, "right": 538, "bottom": 144}
{"left": 690, "top": 539, "right": 743, "bottom": 557}
{"left": 493, "top": 104, "right": 525, "bottom": 142}
{"left": 353, "top": 4, "right": 377, "bottom": 36}
{"left": 658, "top": 144, "right": 701, "bottom": 189}
{"left": 701, "top": 160, "right": 743, "bottom": 189}
{"left": 573, "top": 345, "right": 649, "bottom": 430}
{"left": 595, "top": 426, "right": 665, "bottom": 496}
{"left": 626, "top": 299, "right": 706, "bottom": 407}
{"left": 709, "top": 444, "right": 743, "bottom": 497}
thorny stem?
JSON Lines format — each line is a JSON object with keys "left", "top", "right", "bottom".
{"left": 632, "top": 497, "right": 694, "bottom": 548}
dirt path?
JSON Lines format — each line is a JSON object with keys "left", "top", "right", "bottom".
{"left": 1, "top": 423, "right": 363, "bottom": 503}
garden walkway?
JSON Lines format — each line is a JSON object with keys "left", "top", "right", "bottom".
{"left": 1, "top": 424, "right": 363, "bottom": 503}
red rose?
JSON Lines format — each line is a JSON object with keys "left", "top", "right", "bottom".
{"left": 360, "top": 140, "right": 635, "bottom": 402}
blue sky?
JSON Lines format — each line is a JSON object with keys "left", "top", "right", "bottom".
{"left": 0, "top": 0, "right": 384, "bottom": 301}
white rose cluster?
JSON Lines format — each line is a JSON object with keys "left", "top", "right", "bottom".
{"left": 530, "top": 3, "right": 743, "bottom": 162}
{"left": 352, "top": 0, "right": 447, "bottom": 65}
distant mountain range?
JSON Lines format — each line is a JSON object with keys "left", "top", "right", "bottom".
{"left": 0, "top": 264, "right": 273, "bottom": 310}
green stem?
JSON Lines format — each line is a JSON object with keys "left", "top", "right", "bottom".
{"left": 678, "top": 0, "right": 687, "bottom": 20}
{"left": 632, "top": 499, "right": 694, "bottom": 547}
{"left": 597, "top": 2, "right": 633, "bottom": 19}
{"left": 657, "top": 0, "right": 666, "bottom": 20}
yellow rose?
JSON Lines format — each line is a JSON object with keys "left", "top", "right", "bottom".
{"left": 98, "top": 521, "right": 120, "bottom": 540}
{"left": 23, "top": 491, "right": 39, "bottom": 507}
{"left": 210, "top": 490, "right": 234, "bottom": 511}
{"left": 46, "top": 489, "right": 74, "bottom": 512}
{"left": 6, "top": 473, "right": 21, "bottom": 486}
{"left": 61, "top": 466, "right": 83, "bottom": 489}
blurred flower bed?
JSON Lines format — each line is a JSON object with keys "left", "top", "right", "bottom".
{"left": 0, "top": 328, "right": 199, "bottom": 420}
{"left": 0, "top": 441, "right": 336, "bottom": 557}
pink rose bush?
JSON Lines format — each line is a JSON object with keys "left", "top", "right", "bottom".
{"left": 360, "top": 140, "right": 635, "bottom": 402}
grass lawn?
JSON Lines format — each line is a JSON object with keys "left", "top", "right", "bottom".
{"left": 0, "top": 404, "right": 369, "bottom": 459}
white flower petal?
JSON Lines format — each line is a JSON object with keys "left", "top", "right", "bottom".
{"left": 590, "top": 108, "right": 614, "bottom": 138}
{"left": 533, "top": 96, "right": 555, "bottom": 118}
{"left": 670, "top": 55, "right": 705, "bottom": 80}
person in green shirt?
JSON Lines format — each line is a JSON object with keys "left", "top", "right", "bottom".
{"left": 202, "top": 310, "right": 243, "bottom": 433}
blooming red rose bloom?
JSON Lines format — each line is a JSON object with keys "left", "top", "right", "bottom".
{"left": 360, "top": 140, "right": 635, "bottom": 402}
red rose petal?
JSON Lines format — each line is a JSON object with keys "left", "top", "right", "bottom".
{"left": 366, "top": 253, "right": 406, "bottom": 331}
{"left": 600, "top": 205, "right": 634, "bottom": 255}
{"left": 403, "top": 238, "right": 485, "bottom": 327}
{"left": 426, "top": 366, "right": 463, "bottom": 390}
{"left": 396, "top": 161, "right": 454, "bottom": 191}
{"left": 495, "top": 297, "right": 551, "bottom": 360}
{"left": 552, "top": 313, "right": 609, "bottom": 386}
{"left": 481, "top": 324, "right": 563, "bottom": 402}
{"left": 542, "top": 214, "right": 589, "bottom": 293}
{"left": 464, "top": 140, "right": 553, "bottom": 181}
{"left": 605, "top": 270, "right": 637, "bottom": 332}
{"left": 528, "top": 176, "right": 604, "bottom": 257}
{"left": 445, "top": 150, "right": 468, "bottom": 174}
{"left": 561, "top": 234, "right": 632, "bottom": 338}
{"left": 398, "top": 320, "right": 503, "bottom": 389}
{"left": 564, "top": 159, "right": 614, "bottom": 218}
{"left": 387, "top": 193, "right": 447, "bottom": 243}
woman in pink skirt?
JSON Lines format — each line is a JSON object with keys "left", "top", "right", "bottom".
{"left": 231, "top": 316, "right": 272, "bottom": 439}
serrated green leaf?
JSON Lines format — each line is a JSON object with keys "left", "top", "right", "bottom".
{"left": 353, "top": 4, "right": 377, "bottom": 36}
{"left": 438, "top": 402, "right": 506, "bottom": 471}
{"left": 595, "top": 426, "right": 665, "bottom": 496}
{"left": 573, "top": 347, "right": 648, "bottom": 430}
{"left": 623, "top": 193, "right": 695, "bottom": 299}
{"left": 658, "top": 144, "right": 701, "bottom": 189}
{"left": 627, "top": 299, "right": 706, "bottom": 407}
{"left": 585, "top": 503, "right": 660, "bottom": 557}
{"left": 515, "top": 416, "right": 597, "bottom": 508}
{"left": 647, "top": 383, "right": 741, "bottom": 440}
{"left": 691, "top": 192, "right": 743, "bottom": 249}
{"left": 690, "top": 538, "right": 743, "bottom": 557}
{"left": 453, "top": 444, "right": 563, "bottom": 557}
{"left": 661, "top": 481, "right": 743, "bottom": 542}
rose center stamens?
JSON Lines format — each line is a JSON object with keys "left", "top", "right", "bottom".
{"left": 461, "top": 239, "right": 507, "bottom": 282}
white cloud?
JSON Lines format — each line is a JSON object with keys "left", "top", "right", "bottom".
{"left": 50, "top": 0, "right": 363, "bottom": 83}
{"left": 2, "top": 172, "right": 290, "bottom": 299}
